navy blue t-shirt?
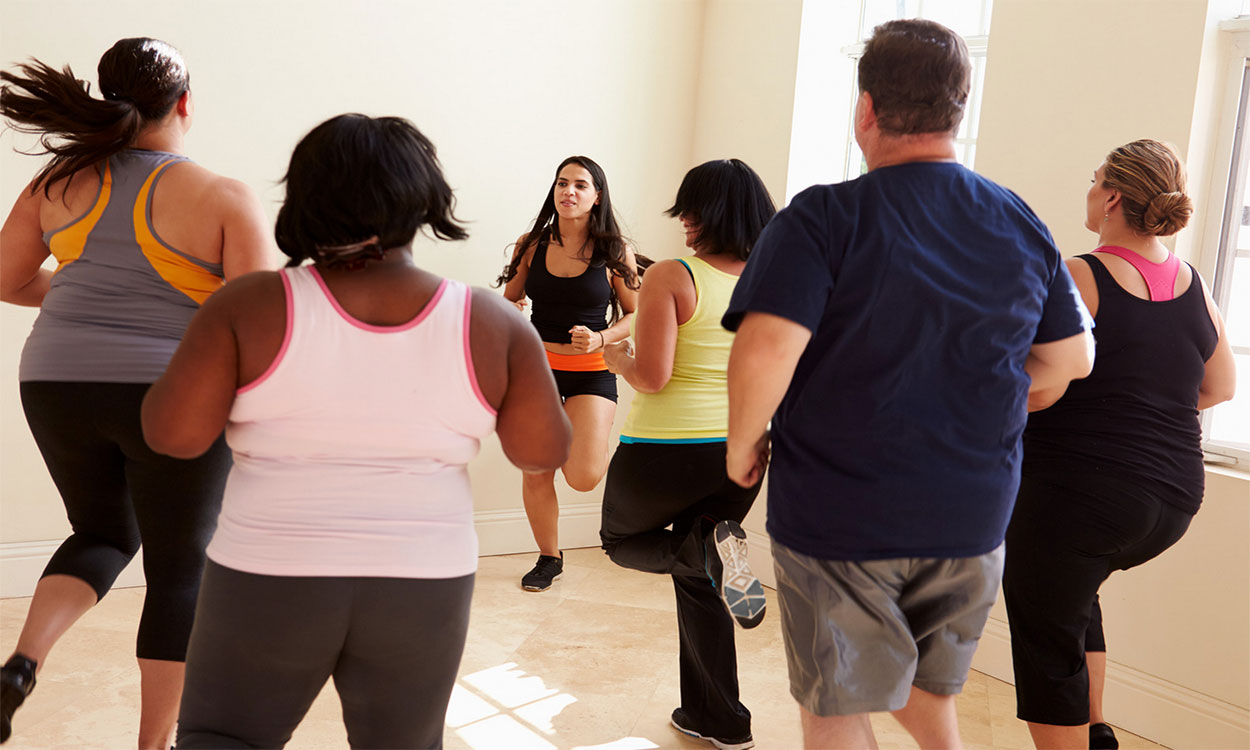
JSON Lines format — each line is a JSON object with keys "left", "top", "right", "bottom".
{"left": 723, "top": 162, "right": 1091, "bottom": 561}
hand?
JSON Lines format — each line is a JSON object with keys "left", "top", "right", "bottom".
{"left": 727, "top": 431, "right": 770, "bottom": 488}
{"left": 511, "top": 297, "right": 529, "bottom": 312}
{"left": 569, "top": 325, "right": 603, "bottom": 353}
{"left": 602, "top": 339, "right": 633, "bottom": 373}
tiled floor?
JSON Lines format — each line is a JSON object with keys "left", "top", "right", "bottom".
{"left": 0, "top": 548, "right": 1166, "bottom": 749}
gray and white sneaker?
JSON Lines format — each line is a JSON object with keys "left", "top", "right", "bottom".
{"left": 707, "top": 520, "right": 765, "bottom": 629}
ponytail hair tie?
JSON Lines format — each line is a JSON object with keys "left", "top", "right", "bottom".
{"left": 313, "top": 235, "right": 387, "bottom": 269}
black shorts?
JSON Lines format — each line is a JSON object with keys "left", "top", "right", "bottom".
{"left": 551, "top": 368, "right": 617, "bottom": 403}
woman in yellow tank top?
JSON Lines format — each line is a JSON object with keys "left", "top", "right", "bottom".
{"left": 600, "top": 160, "right": 775, "bottom": 750}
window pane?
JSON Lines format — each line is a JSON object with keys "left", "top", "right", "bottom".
{"left": 1205, "top": 353, "right": 1250, "bottom": 448}
{"left": 846, "top": 140, "right": 867, "bottom": 181}
{"left": 1226, "top": 256, "right": 1250, "bottom": 349}
{"left": 969, "top": 55, "right": 988, "bottom": 139}
{"left": 920, "top": 0, "right": 988, "bottom": 36}
{"left": 860, "top": 0, "right": 918, "bottom": 40}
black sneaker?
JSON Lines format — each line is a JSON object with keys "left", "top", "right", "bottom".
{"left": 670, "top": 707, "right": 754, "bottom": 750}
{"left": 521, "top": 553, "right": 563, "bottom": 592}
{"left": 1, "top": 653, "right": 37, "bottom": 744}
{"left": 706, "top": 520, "right": 765, "bottom": 629}
{"left": 1090, "top": 722, "right": 1119, "bottom": 750}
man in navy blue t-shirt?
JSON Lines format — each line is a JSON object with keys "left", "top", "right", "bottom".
{"left": 723, "top": 19, "right": 1094, "bottom": 749}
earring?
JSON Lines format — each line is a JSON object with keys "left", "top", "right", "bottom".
{"left": 1103, "top": 213, "right": 1109, "bottom": 222}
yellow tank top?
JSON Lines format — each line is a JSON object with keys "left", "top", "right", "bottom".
{"left": 621, "top": 256, "right": 740, "bottom": 442}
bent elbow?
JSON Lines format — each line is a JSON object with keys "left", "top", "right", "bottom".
{"left": 631, "top": 367, "right": 671, "bottom": 395}
{"left": 141, "top": 412, "right": 212, "bottom": 459}
{"left": 144, "top": 431, "right": 211, "bottom": 460}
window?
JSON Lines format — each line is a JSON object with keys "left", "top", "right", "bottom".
{"left": 1201, "top": 21, "right": 1250, "bottom": 467}
{"left": 840, "top": 0, "right": 995, "bottom": 180}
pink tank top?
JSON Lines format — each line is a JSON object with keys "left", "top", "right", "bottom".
{"left": 1093, "top": 245, "right": 1181, "bottom": 301}
{"left": 207, "top": 266, "right": 497, "bottom": 578}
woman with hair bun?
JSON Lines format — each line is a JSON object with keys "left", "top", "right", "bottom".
{"left": 0, "top": 38, "right": 271, "bottom": 747}
{"left": 1003, "top": 139, "right": 1237, "bottom": 750}
{"left": 143, "top": 113, "right": 571, "bottom": 748}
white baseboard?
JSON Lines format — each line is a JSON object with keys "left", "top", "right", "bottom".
{"left": 473, "top": 501, "right": 604, "bottom": 557}
{"left": 973, "top": 616, "right": 1250, "bottom": 749}
{"left": 0, "top": 540, "right": 146, "bottom": 599}
{"left": 0, "top": 503, "right": 607, "bottom": 599}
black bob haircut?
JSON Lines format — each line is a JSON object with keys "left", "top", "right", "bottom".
{"left": 276, "top": 113, "right": 468, "bottom": 267}
{"left": 665, "top": 159, "right": 776, "bottom": 261}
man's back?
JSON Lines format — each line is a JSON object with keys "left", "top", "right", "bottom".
{"left": 724, "top": 162, "right": 1087, "bottom": 561}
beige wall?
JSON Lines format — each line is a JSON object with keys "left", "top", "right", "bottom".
{"left": 684, "top": 0, "right": 803, "bottom": 549}
{"left": 976, "top": 1, "right": 1249, "bottom": 746}
{"left": 0, "top": 0, "right": 708, "bottom": 547}
{"left": 0, "top": 0, "right": 806, "bottom": 559}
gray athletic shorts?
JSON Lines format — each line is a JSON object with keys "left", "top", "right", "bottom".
{"left": 773, "top": 541, "right": 1004, "bottom": 716}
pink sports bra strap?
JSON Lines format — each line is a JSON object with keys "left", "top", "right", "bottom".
{"left": 1093, "top": 246, "right": 1180, "bottom": 301}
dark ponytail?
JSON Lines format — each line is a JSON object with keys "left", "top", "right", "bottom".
{"left": 1, "top": 38, "right": 189, "bottom": 196}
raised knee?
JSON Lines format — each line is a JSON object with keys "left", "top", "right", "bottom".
{"left": 564, "top": 470, "right": 602, "bottom": 493}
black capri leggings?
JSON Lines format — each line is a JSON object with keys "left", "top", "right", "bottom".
{"left": 1002, "top": 472, "right": 1193, "bottom": 725}
{"left": 20, "top": 381, "right": 231, "bottom": 661}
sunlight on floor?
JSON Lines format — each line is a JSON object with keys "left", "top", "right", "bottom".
{"left": 450, "top": 662, "right": 660, "bottom": 750}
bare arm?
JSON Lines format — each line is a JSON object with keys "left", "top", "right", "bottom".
{"left": 141, "top": 278, "right": 256, "bottom": 457}
{"left": 217, "top": 178, "right": 276, "bottom": 280}
{"left": 1197, "top": 275, "right": 1236, "bottom": 410}
{"left": 726, "top": 311, "right": 812, "bottom": 487}
{"left": 603, "top": 258, "right": 682, "bottom": 393}
{"left": 0, "top": 184, "right": 53, "bottom": 306}
{"left": 1026, "top": 257, "right": 1097, "bottom": 411}
{"left": 1026, "top": 330, "right": 1095, "bottom": 412}
{"left": 502, "top": 234, "right": 533, "bottom": 310}
{"left": 490, "top": 295, "right": 573, "bottom": 471}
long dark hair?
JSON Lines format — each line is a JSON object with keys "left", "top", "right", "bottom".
{"left": 666, "top": 159, "right": 776, "bottom": 261}
{"left": 1, "top": 38, "right": 190, "bottom": 196}
{"left": 275, "top": 114, "right": 468, "bottom": 269}
{"left": 496, "top": 155, "right": 645, "bottom": 322}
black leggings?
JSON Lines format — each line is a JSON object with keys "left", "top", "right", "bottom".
{"left": 1003, "top": 472, "right": 1193, "bottom": 725}
{"left": 177, "top": 562, "right": 474, "bottom": 749}
{"left": 20, "top": 381, "right": 231, "bottom": 661}
{"left": 600, "top": 441, "right": 762, "bottom": 738}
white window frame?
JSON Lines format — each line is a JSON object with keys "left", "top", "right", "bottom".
{"left": 838, "top": 0, "right": 993, "bottom": 181}
{"left": 840, "top": 35, "right": 989, "bottom": 180}
{"left": 1196, "top": 19, "right": 1250, "bottom": 468}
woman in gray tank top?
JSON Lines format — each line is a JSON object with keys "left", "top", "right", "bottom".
{"left": 0, "top": 38, "right": 272, "bottom": 748}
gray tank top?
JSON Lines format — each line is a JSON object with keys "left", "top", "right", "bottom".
{"left": 20, "top": 149, "right": 225, "bottom": 383}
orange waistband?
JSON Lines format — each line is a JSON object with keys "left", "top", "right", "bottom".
{"left": 546, "top": 349, "right": 607, "bottom": 372}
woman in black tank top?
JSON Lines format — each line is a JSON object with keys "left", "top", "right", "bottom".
{"left": 496, "top": 156, "right": 643, "bottom": 592}
{"left": 1003, "top": 140, "right": 1236, "bottom": 750}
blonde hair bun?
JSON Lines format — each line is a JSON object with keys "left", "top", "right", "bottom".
{"left": 1143, "top": 190, "right": 1193, "bottom": 237}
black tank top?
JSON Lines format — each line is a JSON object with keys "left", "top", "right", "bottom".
{"left": 524, "top": 238, "right": 611, "bottom": 344}
{"left": 1023, "top": 254, "right": 1218, "bottom": 514}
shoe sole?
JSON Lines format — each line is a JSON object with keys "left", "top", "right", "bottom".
{"left": 520, "top": 572, "right": 562, "bottom": 592}
{"left": 670, "top": 715, "right": 755, "bottom": 750}
{"left": 713, "top": 521, "right": 765, "bottom": 629}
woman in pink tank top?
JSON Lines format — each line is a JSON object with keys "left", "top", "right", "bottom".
{"left": 141, "top": 114, "right": 572, "bottom": 749}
